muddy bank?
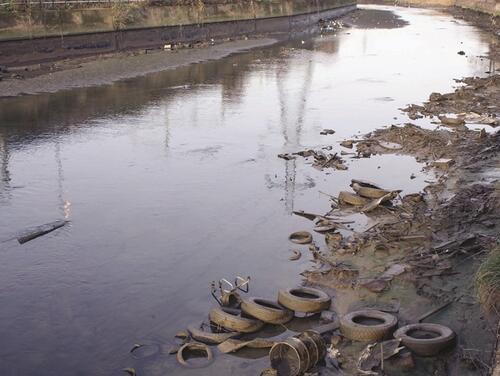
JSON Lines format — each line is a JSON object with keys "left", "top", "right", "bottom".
{"left": 265, "top": 8, "right": 500, "bottom": 374}
{"left": 359, "top": 0, "right": 499, "bottom": 16}
{"left": 280, "top": 71, "right": 499, "bottom": 373}
{"left": 447, "top": 6, "right": 500, "bottom": 61}
{"left": 359, "top": 3, "right": 499, "bottom": 61}
{"left": 0, "top": 2, "right": 357, "bottom": 98}
{"left": 0, "top": 37, "right": 277, "bottom": 98}
{"left": 340, "top": 7, "right": 409, "bottom": 28}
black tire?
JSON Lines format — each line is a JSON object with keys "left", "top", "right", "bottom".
{"left": 241, "top": 297, "right": 294, "bottom": 324}
{"left": 278, "top": 287, "right": 331, "bottom": 313}
{"left": 393, "top": 323, "right": 455, "bottom": 356}
{"left": 209, "top": 307, "right": 263, "bottom": 333}
{"left": 340, "top": 309, "right": 397, "bottom": 341}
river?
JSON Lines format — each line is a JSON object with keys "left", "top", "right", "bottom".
{"left": 0, "top": 5, "right": 495, "bottom": 375}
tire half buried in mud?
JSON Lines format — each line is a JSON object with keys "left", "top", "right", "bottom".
{"left": 340, "top": 309, "right": 398, "bottom": 341}
{"left": 187, "top": 322, "right": 239, "bottom": 345}
{"left": 393, "top": 323, "right": 456, "bottom": 356}
{"left": 208, "top": 307, "right": 263, "bottom": 333}
{"left": 278, "top": 287, "right": 331, "bottom": 313}
{"left": 241, "top": 298, "right": 294, "bottom": 324}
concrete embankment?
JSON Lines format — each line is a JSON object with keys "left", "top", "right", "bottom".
{"left": 0, "top": 0, "right": 355, "bottom": 67}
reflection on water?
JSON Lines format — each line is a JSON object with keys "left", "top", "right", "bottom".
{"left": 0, "top": 6, "right": 495, "bottom": 376}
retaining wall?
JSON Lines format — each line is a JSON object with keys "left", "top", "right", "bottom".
{"left": 0, "top": 0, "right": 356, "bottom": 66}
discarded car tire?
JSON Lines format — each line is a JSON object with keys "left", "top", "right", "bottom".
{"left": 338, "top": 191, "right": 369, "bottom": 206}
{"left": 340, "top": 309, "right": 397, "bottom": 341}
{"left": 187, "top": 322, "right": 239, "bottom": 345}
{"left": 241, "top": 297, "right": 294, "bottom": 324}
{"left": 278, "top": 287, "right": 331, "bottom": 313}
{"left": 176, "top": 342, "right": 214, "bottom": 368}
{"left": 393, "top": 323, "right": 455, "bottom": 356}
{"left": 209, "top": 307, "right": 264, "bottom": 333}
{"left": 289, "top": 231, "right": 313, "bottom": 244}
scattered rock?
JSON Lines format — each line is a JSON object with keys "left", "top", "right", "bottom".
{"left": 278, "top": 153, "right": 296, "bottom": 160}
{"left": 320, "top": 129, "right": 336, "bottom": 135}
{"left": 340, "top": 140, "right": 354, "bottom": 148}
{"left": 439, "top": 115, "right": 465, "bottom": 126}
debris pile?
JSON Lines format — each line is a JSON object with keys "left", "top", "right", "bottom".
{"left": 319, "top": 18, "right": 344, "bottom": 33}
{"left": 294, "top": 149, "right": 348, "bottom": 170}
{"left": 153, "top": 276, "right": 339, "bottom": 373}
{"left": 337, "top": 179, "right": 401, "bottom": 213}
{"left": 401, "top": 74, "right": 500, "bottom": 127}
{"left": 125, "top": 52, "right": 499, "bottom": 376}
{"left": 356, "top": 123, "right": 454, "bottom": 162}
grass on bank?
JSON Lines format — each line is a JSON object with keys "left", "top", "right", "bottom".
{"left": 475, "top": 247, "right": 500, "bottom": 314}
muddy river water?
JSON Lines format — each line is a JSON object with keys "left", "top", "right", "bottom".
{"left": 0, "top": 5, "right": 496, "bottom": 376}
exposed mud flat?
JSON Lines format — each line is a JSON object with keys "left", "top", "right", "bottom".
{"left": 0, "top": 37, "right": 277, "bottom": 98}
{"left": 290, "top": 75, "right": 500, "bottom": 375}
{"left": 340, "top": 7, "right": 410, "bottom": 28}
{"left": 270, "top": 7, "right": 500, "bottom": 375}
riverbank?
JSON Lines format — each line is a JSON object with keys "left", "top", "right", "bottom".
{"left": 291, "top": 77, "right": 500, "bottom": 373}
{"left": 3, "top": 3, "right": 497, "bottom": 99}
{"left": 283, "top": 7, "right": 500, "bottom": 374}
{"left": 359, "top": 0, "right": 499, "bottom": 15}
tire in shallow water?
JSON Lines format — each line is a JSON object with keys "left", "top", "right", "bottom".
{"left": 176, "top": 342, "right": 214, "bottom": 368}
{"left": 241, "top": 297, "right": 294, "bottom": 324}
{"left": 340, "top": 309, "right": 397, "bottom": 341}
{"left": 209, "top": 307, "right": 263, "bottom": 333}
{"left": 278, "top": 287, "right": 331, "bottom": 313}
{"left": 393, "top": 323, "right": 455, "bottom": 356}
{"left": 289, "top": 231, "right": 313, "bottom": 244}
{"left": 187, "top": 322, "right": 239, "bottom": 345}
